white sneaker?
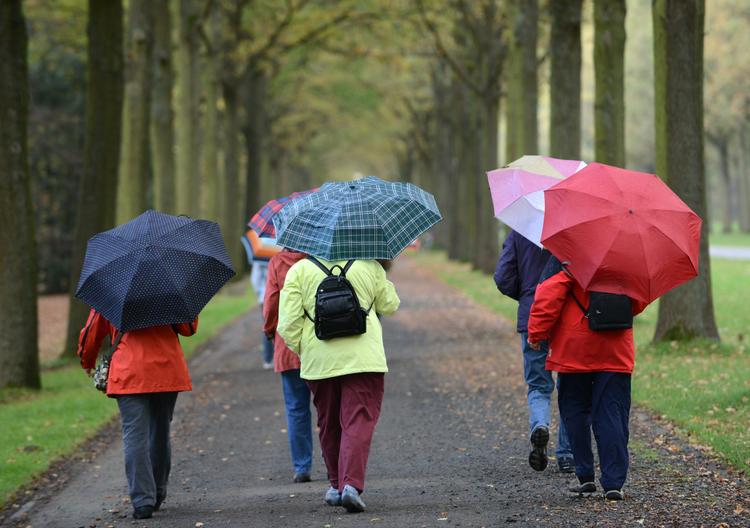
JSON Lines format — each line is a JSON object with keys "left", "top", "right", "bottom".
{"left": 262, "top": 361, "right": 273, "bottom": 370}
{"left": 325, "top": 487, "right": 341, "bottom": 506}
{"left": 341, "top": 484, "right": 366, "bottom": 513}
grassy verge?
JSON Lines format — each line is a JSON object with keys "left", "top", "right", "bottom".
{"left": 0, "top": 283, "right": 254, "bottom": 508}
{"left": 412, "top": 251, "right": 750, "bottom": 472}
{"left": 710, "top": 230, "right": 750, "bottom": 247}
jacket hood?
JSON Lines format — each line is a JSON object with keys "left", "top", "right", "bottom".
{"left": 274, "top": 250, "right": 307, "bottom": 267}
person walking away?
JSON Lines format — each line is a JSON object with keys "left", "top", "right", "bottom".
{"left": 527, "top": 262, "right": 647, "bottom": 500}
{"left": 78, "top": 310, "right": 198, "bottom": 519}
{"left": 251, "top": 258, "right": 274, "bottom": 369}
{"left": 494, "top": 230, "right": 574, "bottom": 473}
{"left": 278, "top": 257, "right": 400, "bottom": 513}
{"left": 263, "top": 249, "right": 314, "bottom": 483}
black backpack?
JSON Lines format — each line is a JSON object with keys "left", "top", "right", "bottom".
{"left": 572, "top": 291, "right": 633, "bottom": 331}
{"left": 304, "top": 256, "right": 372, "bottom": 340}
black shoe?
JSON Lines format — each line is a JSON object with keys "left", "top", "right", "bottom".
{"left": 604, "top": 489, "right": 624, "bottom": 501}
{"left": 154, "top": 494, "right": 165, "bottom": 512}
{"left": 293, "top": 472, "right": 311, "bottom": 483}
{"left": 557, "top": 457, "right": 575, "bottom": 474}
{"left": 568, "top": 482, "right": 597, "bottom": 497}
{"left": 528, "top": 426, "right": 549, "bottom": 471}
{"left": 133, "top": 505, "right": 154, "bottom": 519}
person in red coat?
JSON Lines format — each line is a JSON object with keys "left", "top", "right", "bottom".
{"left": 78, "top": 310, "right": 198, "bottom": 519}
{"left": 527, "top": 261, "right": 647, "bottom": 500}
{"left": 263, "top": 249, "right": 314, "bottom": 483}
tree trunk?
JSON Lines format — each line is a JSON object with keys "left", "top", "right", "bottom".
{"left": 242, "top": 67, "right": 267, "bottom": 222}
{"left": 739, "top": 126, "right": 750, "bottom": 232}
{"left": 175, "top": 0, "right": 201, "bottom": 216}
{"left": 63, "top": 0, "right": 124, "bottom": 359}
{"left": 430, "top": 63, "right": 452, "bottom": 250}
{"left": 709, "top": 136, "right": 735, "bottom": 233}
{"left": 0, "top": 0, "right": 40, "bottom": 387}
{"left": 653, "top": 0, "right": 719, "bottom": 341}
{"left": 116, "top": 0, "right": 154, "bottom": 224}
{"left": 200, "top": 6, "right": 222, "bottom": 222}
{"left": 150, "top": 0, "right": 175, "bottom": 214}
{"left": 222, "top": 80, "right": 242, "bottom": 272}
{"left": 475, "top": 95, "right": 500, "bottom": 273}
{"left": 594, "top": 0, "right": 626, "bottom": 166}
{"left": 506, "top": 0, "right": 538, "bottom": 163}
{"left": 549, "top": 0, "right": 582, "bottom": 159}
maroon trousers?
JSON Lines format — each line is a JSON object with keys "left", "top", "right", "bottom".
{"left": 306, "top": 373, "right": 385, "bottom": 493}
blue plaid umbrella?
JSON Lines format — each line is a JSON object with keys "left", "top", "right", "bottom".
{"left": 75, "top": 210, "right": 235, "bottom": 332}
{"left": 272, "top": 176, "right": 442, "bottom": 260}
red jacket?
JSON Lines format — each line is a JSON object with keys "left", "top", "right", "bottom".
{"left": 527, "top": 271, "right": 648, "bottom": 374}
{"left": 78, "top": 309, "right": 197, "bottom": 396}
{"left": 263, "top": 250, "right": 307, "bottom": 373}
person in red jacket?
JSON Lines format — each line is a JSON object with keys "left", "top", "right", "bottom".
{"left": 263, "top": 249, "right": 314, "bottom": 483}
{"left": 78, "top": 309, "right": 198, "bottom": 519}
{"left": 527, "top": 260, "right": 647, "bottom": 501}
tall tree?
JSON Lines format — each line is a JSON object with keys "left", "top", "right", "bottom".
{"left": 63, "top": 0, "right": 125, "bottom": 359}
{"left": 175, "top": 0, "right": 201, "bottom": 216}
{"left": 505, "top": 0, "right": 538, "bottom": 163}
{"left": 150, "top": 0, "right": 176, "bottom": 214}
{"left": 593, "top": 0, "right": 626, "bottom": 166}
{"left": 652, "top": 0, "right": 719, "bottom": 341}
{"left": 117, "top": 0, "right": 154, "bottom": 223}
{"left": 0, "top": 0, "right": 40, "bottom": 387}
{"left": 549, "top": 0, "right": 582, "bottom": 159}
{"left": 199, "top": 4, "right": 222, "bottom": 222}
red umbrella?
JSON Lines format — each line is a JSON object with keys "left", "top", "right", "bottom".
{"left": 541, "top": 163, "right": 701, "bottom": 304}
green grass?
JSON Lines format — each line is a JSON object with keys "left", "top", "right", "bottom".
{"left": 413, "top": 251, "right": 750, "bottom": 472}
{"left": 710, "top": 230, "right": 750, "bottom": 248}
{"left": 0, "top": 283, "right": 254, "bottom": 508}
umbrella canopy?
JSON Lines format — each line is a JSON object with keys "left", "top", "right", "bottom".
{"left": 487, "top": 156, "right": 586, "bottom": 246}
{"left": 75, "top": 210, "right": 235, "bottom": 332}
{"left": 248, "top": 188, "right": 317, "bottom": 238}
{"left": 541, "top": 163, "right": 701, "bottom": 304}
{"left": 507, "top": 155, "right": 587, "bottom": 179}
{"left": 240, "top": 229, "right": 282, "bottom": 264}
{"left": 273, "top": 176, "right": 442, "bottom": 260}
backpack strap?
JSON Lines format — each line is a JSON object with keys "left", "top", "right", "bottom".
{"left": 307, "top": 255, "right": 332, "bottom": 276}
{"left": 109, "top": 331, "right": 125, "bottom": 358}
{"left": 341, "top": 260, "right": 355, "bottom": 276}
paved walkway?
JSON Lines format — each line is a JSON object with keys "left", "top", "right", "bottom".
{"left": 4, "top": 258, "right": 749, "bottom": 527}
{"left": 710, "top": 245, "right": 750, "bottom": 260}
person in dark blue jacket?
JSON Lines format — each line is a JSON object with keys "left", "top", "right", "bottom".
{"left": 494, "top": 230, "right": 574, "bottom": 473}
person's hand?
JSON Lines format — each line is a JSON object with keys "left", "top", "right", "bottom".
{"left": 527, "top": 338, "right": 541, "bottom": 350}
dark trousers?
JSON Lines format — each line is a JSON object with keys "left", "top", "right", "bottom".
{"left": 116, "top": 392, "right": 178, "bottom": 508}
{"left": 558, "top": 372, "right": 631, "bottom": 491}
{"left": 306, "top": 373, "right": 384, "bottom": 493}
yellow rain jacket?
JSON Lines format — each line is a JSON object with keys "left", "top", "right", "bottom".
{"left": 278, "top": 258, "right": 400, "bottom": 380}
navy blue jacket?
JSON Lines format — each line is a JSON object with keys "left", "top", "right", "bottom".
{"left": 493, "top": 230, "right": 551, "bottom": 333}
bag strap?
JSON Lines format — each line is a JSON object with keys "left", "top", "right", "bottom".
{"left": 342, "top": 260, "right": 355, "bottom": 276}
{"left": 570, "top": 292, "right": 588, "bottom": 318}
{"left": 307, "top": 255, "right": 332, "bottom": 276}
{"left": 109, "top": 331, "right": 125, "bottom": 357}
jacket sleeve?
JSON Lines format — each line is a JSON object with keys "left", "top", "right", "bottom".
{"left": 527, "top": 271, "right": 572, "bottom": 343}
{"left": 77, "top": 309, "right": 110, "bottom": 369}
{"left": 174, "top": 317, "right": 199, "bottom": 336}
{"left": 373, "top": 264, "right": 400, "bottom": 316}
{"left": 494, "top": 233, "right": 520, "bottom": 300}
{"left": 277, "top": 264, "right": 304, "bottom": 355}
{"left": 263, "top": 259, "right": 280, "bottom": 336}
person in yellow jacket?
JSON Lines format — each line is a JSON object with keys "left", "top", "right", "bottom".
{"left": 278, "top": 258, "right": 400, "bottom": 513}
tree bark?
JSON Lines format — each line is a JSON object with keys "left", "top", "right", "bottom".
{"left": 594, "top": 0, "right": 626, "bottom": 166}
{"left": 549, "top": 0, "right": 582, "bottom": 159}
{"left": 63, "top": 0, "right": 124, "bottom": 359}
{"left": 505, "top": 0, "right": 538, "bottom": 163}
{"left": 116, "top": 0, "right": 154, "bottom": 224}
{"left": 242, "top": 67, "right": 267, "bottom": 222}
{"left": 653, "top": 0, "right": 719, "bottom": 341}
{"left": 475, "top": 94, "right": 500, "bottom": 273}
{"left": 175, "top": 0, "right": 201, "bottom": 216}
{"left": 150, "top": 0, "right": 176, "bottom": 214}
{"left": 739, "top": 126, "right": 750, "bottom": 232}
{"left": 200, "top": 5, "right": 222, "bottom": 222}
{"left": 0, "top": 0, "right": 40, "bottom": 387}
{"left": 222, "top": 81, "right": 242, "bottom": 271}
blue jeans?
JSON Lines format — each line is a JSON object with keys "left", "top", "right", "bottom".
{"left": 558, "top": 372, "right": 631, "bottom": 491}
{"left": 281, "top": 369, "right": 313, "bottom": 474}
{"left": 116, "top": 392, "right": 178, "bottom": 508}
{"left": 520, "top": 333, "right": 572, "bottom": 459}
{"left": 259, "top": 303, "right": 274, "bottom": 364}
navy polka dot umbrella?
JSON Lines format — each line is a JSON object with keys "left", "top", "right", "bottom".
{"left": 75, "top": 210, "right": 236, "bottom": 332}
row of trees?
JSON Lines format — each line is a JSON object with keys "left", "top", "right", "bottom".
{"left": 396, "top": 0, "right": 718, "bottom": 342}
{"left": 0, "top": 0, "right": 733, "bottom": 389}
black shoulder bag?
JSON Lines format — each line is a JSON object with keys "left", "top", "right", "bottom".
{"left": 572, "top": 291, "right": 633, "bottom": 331}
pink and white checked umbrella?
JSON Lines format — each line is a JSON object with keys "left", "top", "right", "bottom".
{"left": 487, "top": 156, "right": 586, "bottom": 246}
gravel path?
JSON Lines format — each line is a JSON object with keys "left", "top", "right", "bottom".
{"left": 4, "top": 257, "right": 749, "bottom": 528}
